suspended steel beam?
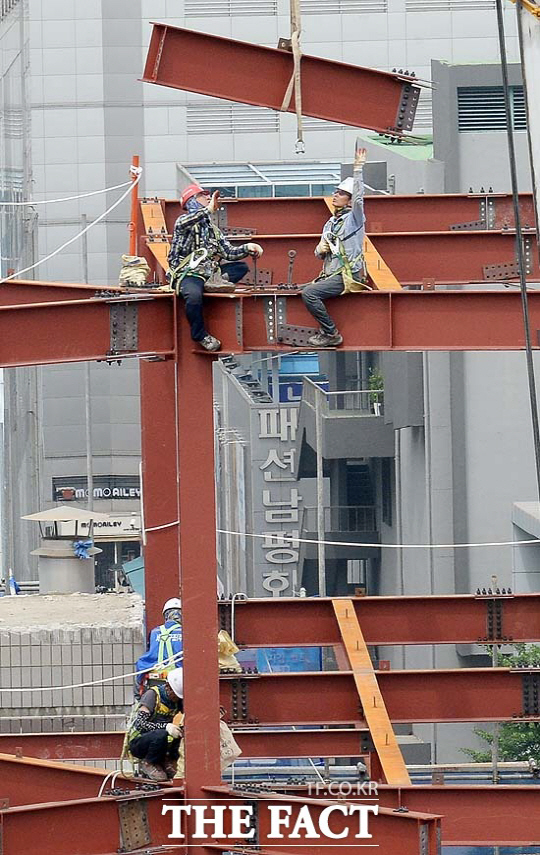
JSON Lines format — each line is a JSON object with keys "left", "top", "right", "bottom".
{"left": 219, "top": 668, "right": 535, "bottom": 725}
{"left": 142, "top": 24, "right": 421, "bottom": 136}
{"left": 220, "top": 593, "right": 540, "bottom": 646}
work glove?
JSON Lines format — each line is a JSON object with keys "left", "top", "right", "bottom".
{"left": 354, "top": 140, "right": 367, "bottom": 169}
{"left": 246, "top": 242, "right": 264, "bottom": 258}
{"left": 207, "top": 190, "right": 220, "bottom": 213}
{"left": 166, "top": 723, "right": 182, "bottom": 739}
{"left": 315, "top": 239, "right": 330, "bottom": 257}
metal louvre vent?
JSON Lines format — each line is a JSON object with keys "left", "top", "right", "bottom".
{"left": 187, "top": 101, "right": 279, "bottom": 135}
{"left": 301, "top": 0, "right": 387, "bottom": 12}
{"left": 457, "top": 86, "right": 526, "bottom": 132}
{"left": 406, "top": 0, "right": 494, "bottom": 8}
{"left": 300, "top": 117, "right": 345, "bottom": 131}
{"left": 185, "top": 0, "right": 277, "bottom": 15}
{"left": 413, "top": 91, "right": 433, "bottom": 130}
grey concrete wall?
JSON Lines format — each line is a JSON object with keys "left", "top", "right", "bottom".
{"left": 432, "top": 60, "right": 530, "bottom": 193}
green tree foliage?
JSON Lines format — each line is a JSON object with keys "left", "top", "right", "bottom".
{"left": 462, "top": 644, "right": 540, "bottom": 763}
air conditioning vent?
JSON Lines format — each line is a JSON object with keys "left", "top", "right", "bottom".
{"left": 457, "top": 86, "right": 526, "bottom": 132}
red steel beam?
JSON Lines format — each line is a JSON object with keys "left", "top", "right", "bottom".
{"left": 288, "top": 783, "right": 540, "bottom": 846}
{"left": 7, "top": 284, "right": 540, "bottom": 370}
{"left": 0, "top": 292, "right": 175, "bottom": 367}
{"left": 0, "top": 754, "right": 137, "bottom": 807}
{"left": 0, "top": 728, "right": 371, "bottom": 762}
{"left": 221, "top": 593, "right": 540, "bottom": 646}
{"left": 220, "top": 668, "right": 532, "bottom": 725}
{"left": 156, "top": 193, "right": 537, "bottom": 238}
{"left": 142, "top": 24, "right": 420, "bottom": 135}
{"left": 202, "top": 786, "right": 441, "bottom": 855}
{"left": 0, "top": 789, "right": 181, "bottom": 855}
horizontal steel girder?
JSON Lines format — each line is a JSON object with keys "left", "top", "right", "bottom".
{"left": 0, "top": 788, "right": 182, "bottom": 855}
{"left": 142, "top": 24, "right": 421, "bottom": 135}
{"left": 219, "top": 668, "right": 535, "bottom": 725}
{"left": 9, "top": 285, "right": 540, "bottom": 363}
{"left": 287, "top": 784, "right": 540, "bottom": 846}
{"left": 220, "top": 593, "right": 540, "bottom": 646}
{"left": 158, "top": 193, "right": 537, "bottom": 239}
{"left": 202, "top": 786, "right": 440, "bottom": 855}
{"left": 0, "top": 728, "right": 371, "bottom": 764}
{"left": 0, "top": 285, "right": 175, "bottom": 367}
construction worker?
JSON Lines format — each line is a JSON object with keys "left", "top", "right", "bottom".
{"left": 135, "top": 598, "right": 183, "bottom": 695}
{"left": 168, "top": 184, "right": 263, "bottom": 352}
{"left": 127, "top": 667, "right": 184, "bottom": 782}
{"left": 300, "top": 143, "right": 368, "bottom": 347}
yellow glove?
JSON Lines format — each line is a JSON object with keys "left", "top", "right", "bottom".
{"left": 246, "top": 242, "right": 263, "bottom": 257}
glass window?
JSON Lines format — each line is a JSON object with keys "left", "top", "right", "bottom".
{"left": 274, "top": 184, "right": 310, "bottom": 197}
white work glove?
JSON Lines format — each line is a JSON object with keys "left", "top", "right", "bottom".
{"left": 166, "top": 723, "right": 182, "bottom": 739}
{"left": 316, "top": 239, "right": 330, "bottom": 257}
{"left": 246, "top": 242, "right": 263, "bottom": 258}
{"left": 207, "top": 190, "right": 220, "bottom": 213}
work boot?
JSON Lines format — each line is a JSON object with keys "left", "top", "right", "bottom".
{"left": 163, "top": 760, "right": 178, "bottom": 780}
{"left": 200, "top": 334, "right": 221, "bottom": 352}
{"left": 139, "top": 760, "right": 168, "bottom": 782}
{"left": 307, "top": 329, "right": 343, "bottom": 348}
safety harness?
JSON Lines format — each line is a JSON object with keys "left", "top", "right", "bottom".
{"left": 323, "top": 210, "right": 366, "bottom": 293}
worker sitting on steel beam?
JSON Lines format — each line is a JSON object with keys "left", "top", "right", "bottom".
{"left": 135, "top": 598, "right": 183, "bottom": 696}
{"left": 168, "top": 184, "right": 263, "bottom": 352}
{"left": 127, "top": 667, "right": 184, "bottom": 782}
{"left": 300, "top": 142, "right": 368, "bottom": 347}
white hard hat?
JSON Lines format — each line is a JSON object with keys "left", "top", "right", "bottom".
{"left": 336, "top": 177, "right": 354, "bottom": 196}
{"left": 167, "top": 668, "right": 184, "bottom": 697}
{"left": 163, "top": 597, "right": 182, "bottom": 613}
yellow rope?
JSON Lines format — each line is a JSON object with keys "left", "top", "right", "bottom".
{"left": 279, "top": 0, "right": 304, "bottom": 153}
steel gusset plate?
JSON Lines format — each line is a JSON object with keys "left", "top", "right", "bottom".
{"left": 275, "top": 296, "right": 317, "bottom": 346}
{"left": 394, "top": 82, "right": 421, "bottom": 132}
{"left": 109, "top": 302, "right": 139, "bottom": 354}
{"left": 118, "top": 798, "right": 151, "bottom": 852}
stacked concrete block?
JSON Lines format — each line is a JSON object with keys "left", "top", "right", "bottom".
{"left": 0, "top": 593, "right": 145, "bottom": 735}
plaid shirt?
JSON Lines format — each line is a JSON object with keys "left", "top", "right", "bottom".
{"left": 168, "top": 207, "right": 250, "bottom": 280}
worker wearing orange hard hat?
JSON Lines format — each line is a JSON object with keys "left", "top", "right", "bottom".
{"left": 168, "top": 184, "right": 263, "bottom": 352}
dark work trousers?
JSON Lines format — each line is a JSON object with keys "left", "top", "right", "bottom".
{"left": 180, "top": 262, "right": 249, "bottom": 342}
{"left": 301, "top": 273, "right": 346, "bottom": 335}
{"left": 129, "top": 730, "right": 180, "bottom": 765}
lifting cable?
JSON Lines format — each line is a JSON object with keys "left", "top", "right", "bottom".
{"left": 495, "top": 0, "right": 540, "bottom": 498}
{"left": 280, "top": 0, "right": 305, "bottom": 154}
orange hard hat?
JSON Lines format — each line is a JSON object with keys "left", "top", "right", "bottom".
{"left": 180, "top": 184, "right": 207, "bottom": 208}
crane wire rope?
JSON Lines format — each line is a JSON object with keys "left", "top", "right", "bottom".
{"left": 495, "top": 0, "right": 540, "bottom": 498}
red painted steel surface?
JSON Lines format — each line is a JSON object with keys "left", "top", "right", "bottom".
{"left": 0, "top": 755, "right": 134, "bottom": 807}
{"left": 140, "top": 358, "right": 181, "bottom": 627}
{"left": 0, "top": 790, "right": 180, "bottom": 855}
{"left": 157, "top": 193, "right": 537, "bottom": 238}
{"left": 222, "top": 593, "right": 540, "bottom": 646}
{"left": 175, "top": 322, "right": 222, "bottom": 833}
{"left": 0, "top": 293, "right": 175, "bottom": 367}
{"left": 220, "top": 668, "right": 528, "bottom": 725}
{"left": 0, "top": 728, "right": 371, "bottom": 761}
{"left": 203, "top": 786, "right": 441, "bottom": 855}
{"left": 143, "top": 24, "right": 420, "bottom": 135}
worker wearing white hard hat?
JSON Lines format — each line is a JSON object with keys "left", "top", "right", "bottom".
{"left": 134, "top": 598, "right": 183, "bottom": 695}
{"left": 127, "top": 667, "right": 184, "bottom": 782}
{"left": 300, "top": 141, "right": 368, "bottom": 347}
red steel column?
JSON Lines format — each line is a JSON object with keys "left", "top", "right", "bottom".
{"left": 140, "top": 358, "right": 181, "bottom": 629}
{"left": 175, "top": 324, "right": 222, "bottom": 832}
